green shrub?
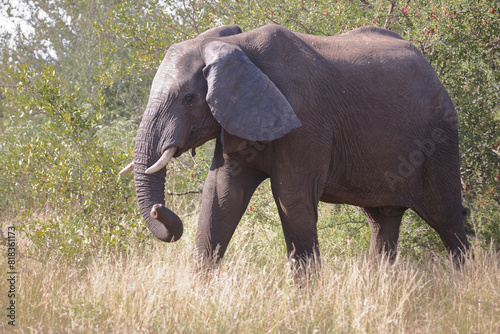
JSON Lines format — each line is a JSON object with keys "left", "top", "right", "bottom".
{"left": 0, "top": 64, "right": 148, "bottom": 262}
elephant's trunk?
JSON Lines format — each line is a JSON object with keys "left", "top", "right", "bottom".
{"left": 133, "top": 129, "right": 183, "bottom": 242}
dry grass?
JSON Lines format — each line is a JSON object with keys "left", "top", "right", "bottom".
{"left": 1, "top": 221, "right": 499, "bottom": 334}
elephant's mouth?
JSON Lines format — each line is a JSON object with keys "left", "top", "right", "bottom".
{"left": 175, "top": 146, "right": 199, "bottom": 158}
{"left": 173, "top": 148, "right": 186, "bottom": 158}
{"left": 174, "top": 136, "right": 209, "bottom": 158}
{"left": 144, "top": 144, "right": 196, "bottom": 174}
{"left": 145, "top": 146, "right": 177, "bottom": 174}
{"left": 145, "top": 134, "right": 209, "bottom": 174}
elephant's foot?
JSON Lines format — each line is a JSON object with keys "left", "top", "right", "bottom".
{"left": 287, "top": 247, "right": 322, "bottom": 287}
{"left": 189, "top": 246, "right": 223, "bottom": 280}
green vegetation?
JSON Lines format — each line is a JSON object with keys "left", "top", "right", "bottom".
{"left": 0, "top": 0, "right": 499, "bottom": 331}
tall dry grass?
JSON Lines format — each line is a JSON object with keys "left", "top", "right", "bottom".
{"left": 2, "top": 225, "right": 499, "bottom": 334}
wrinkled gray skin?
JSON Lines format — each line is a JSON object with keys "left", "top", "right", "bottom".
{"left": 131, "top": 24, "right": 471, "bottom": 272}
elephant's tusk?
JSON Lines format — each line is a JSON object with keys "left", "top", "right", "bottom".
{"left": 145, "top": 147, "right": 177, "bottom": 174}
{"left": 119, "top": 162, "right": 134, "bottom": 175}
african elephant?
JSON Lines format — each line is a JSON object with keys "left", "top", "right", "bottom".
{"left": 121, "top": 24, "right": 471, "bottom": 270}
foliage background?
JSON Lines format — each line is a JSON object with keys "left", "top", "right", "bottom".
{"left": 0, "top": 1, "right": 499, "bottom": 332}
{"left": 0, "top": 0, "right": 499, "bottom": 261}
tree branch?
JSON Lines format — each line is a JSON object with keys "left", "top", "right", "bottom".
{"left": 384, "top": 1, "right": 396, "bottom": 29}
{"left": 359, "top": 0, "right": 374, "bottom": 8}
{"left": 166, "top": 190, "right": 202, "bottom": 196}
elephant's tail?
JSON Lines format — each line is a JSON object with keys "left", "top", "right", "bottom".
{"left": 461, "top": 205, "right": 475, "bottom": 236}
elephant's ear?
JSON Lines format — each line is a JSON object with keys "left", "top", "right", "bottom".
{"left": 200, "top": 40, "right": 302, "bottom": 142}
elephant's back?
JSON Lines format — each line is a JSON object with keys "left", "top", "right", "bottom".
{"left": 341, "top": 26, "right": 405, "bottom": 40}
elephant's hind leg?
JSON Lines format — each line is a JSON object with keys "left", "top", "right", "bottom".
{"left": 413, "top": 204, "right": 471, "bottom": 266}
{"left": 362, "top": 206, "right": 407, "bottom": 263}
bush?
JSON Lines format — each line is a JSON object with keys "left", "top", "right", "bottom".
{"left": 0, "top": 64, "right": 149, "bottom": 262}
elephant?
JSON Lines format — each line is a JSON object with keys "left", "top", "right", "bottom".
{"left": 121, "top": 24, "right": 471, "bottom": 271}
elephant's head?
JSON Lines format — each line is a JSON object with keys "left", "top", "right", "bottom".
{"left": 126, "top": 25, "right": 302, "bottom": 242}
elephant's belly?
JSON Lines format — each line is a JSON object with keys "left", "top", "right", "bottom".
{"left": 320, "top": 184, "right": 402, "bottom": 208}
{"left": 320, "top": 191, "right": 378, "bottom": 207}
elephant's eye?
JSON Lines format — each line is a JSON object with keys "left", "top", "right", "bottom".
{"left": 183, "top": 94, "right": 195, "bottom": 105}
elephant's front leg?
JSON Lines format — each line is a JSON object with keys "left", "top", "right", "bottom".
{"left": 271, "top": 175, "right": 322, "bottom": 277}
{"left": 192, "top": 142, "right": 266, "bottom": 271}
